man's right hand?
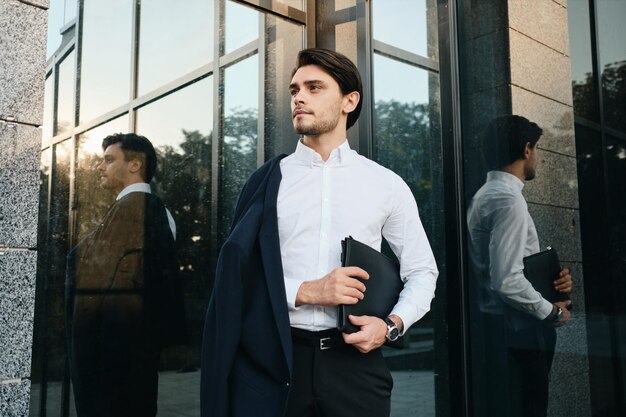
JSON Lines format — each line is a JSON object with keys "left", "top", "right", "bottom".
{"left": 295, "top": 267, "right": 368, "bottom": 307}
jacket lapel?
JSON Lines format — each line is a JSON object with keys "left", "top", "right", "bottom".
{"left": 259, "top": 161, "right": 293, "bottom": 375}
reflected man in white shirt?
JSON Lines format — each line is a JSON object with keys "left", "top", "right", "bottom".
{"left": 200, "top": 48, "right": 438, "bottom": 417}
{"left": 466, "top": 115, "right": 573, "bottom": 417}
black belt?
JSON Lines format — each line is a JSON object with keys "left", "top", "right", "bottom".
{"left": 291, "top": 327, "right": 345, "bottom": 350}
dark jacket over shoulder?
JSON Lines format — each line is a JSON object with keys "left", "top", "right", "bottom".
{"left": 201, "top": 155, "right": 292, "bottom": 417}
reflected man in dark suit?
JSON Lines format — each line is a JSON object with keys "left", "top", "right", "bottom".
{"left": 466, "top": 115, "right": 573, "bottom": 417}
{"left": 66, "top": 133, "right": 186, "bottom": 417}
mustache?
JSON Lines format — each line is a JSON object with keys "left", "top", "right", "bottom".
{"left": 292, "top": 107, "right": 312, "bottom": 117}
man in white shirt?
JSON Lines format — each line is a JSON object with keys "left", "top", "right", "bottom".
{"left": 201, "top": 48, "right": 438, "bottom": 417}
{"left": 67, "top": 133, "right": 186, "bottom": 417}
{"left": 466, "top": 115, "right": 573, "bottom": 417}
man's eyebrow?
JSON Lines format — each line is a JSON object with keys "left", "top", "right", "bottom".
{"left": 289, "top": 80, "right": 326, "bottom": 89}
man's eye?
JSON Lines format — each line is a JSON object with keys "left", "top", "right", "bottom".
{"left": 289, "top": 90, "right": 298, "bottom": 96}
{"left": 310, "top": 85, "right": 321, "bottom": 91}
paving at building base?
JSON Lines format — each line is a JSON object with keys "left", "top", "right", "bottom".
{"left": 31, "top": 370, "right": 435, "bottom": 417}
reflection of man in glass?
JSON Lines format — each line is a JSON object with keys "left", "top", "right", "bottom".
{"left": 201, "top": 49, "right": 438, "bottom": 417}
{"left": 466, "top": 115, "right": 573, "bottom": 417}
{"left": 66, "top": 133, "right": 186, "bottom": 417}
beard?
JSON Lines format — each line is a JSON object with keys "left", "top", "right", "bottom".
{"left": 292, "top": 100, "right": 342, "bottom": 136}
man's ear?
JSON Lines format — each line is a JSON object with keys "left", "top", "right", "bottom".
{"left": 523, "top": 142, "right": 533, "bottom": 159}
{"left": 342, "top": 91, "right": 360, "bottom": 114}
{"left": 128, "top": 158, "right": 143, "bottom": 175}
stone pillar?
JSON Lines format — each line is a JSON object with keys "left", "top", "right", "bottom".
{"left": 0, "top": 0, "right": 48, "bottom": 416}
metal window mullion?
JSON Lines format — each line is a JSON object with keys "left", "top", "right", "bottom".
{"left": 128, "top": 0, "right": 140, "bottom": 132}
{"left": 373, "top": 40, "right": 439, "bottom": 73}
{"left": 306, "top": 0, "right": 315, "bottom": 48}
{"left": 210, "top": 0, "right": 225, "bottom": 256}
{"left": 233, "top": 0, "right": 306, "bottom": 25}
{"left": 257, "top": 15, "right": 266, "bottom": 166}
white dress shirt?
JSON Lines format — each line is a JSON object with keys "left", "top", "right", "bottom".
{"left": 278, "top": 140, "right": 438, "bottom": 332}
{"left": 116, "top": 182, "right": 177, "bottom": 240}
{"left": 466, "top": 171, "right": 553, "bottom": 320}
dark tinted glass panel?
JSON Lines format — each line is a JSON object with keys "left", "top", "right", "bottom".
{"left": 220, "top": 55, "right": 259, "bottom": 242}
{"left": 136, "top": 78, "right": 213, "bottom": 415}
{"left": 372, "top": 0, "right": 438, "bottom": 60}
{"left": 56, "top": 50, "right": 75, "bottom": 136}
{"left": 79, "top": 0, "right": 132, "bottom": 123}
{"left": 30, "top": 141, "right": 73, "bottom": 417}
{"left": 225, "top": 0, "right": 259, "bottom": 54}
{"left": 568, "top": 0, "right": 598, "bottom": 122}
{"left": 137, "top": 0, "right": 214, "bottom": 96}
{"left": 372, "top": 54, "right": 443, "bottom": 417}
{"left": 596, "top": 1, "right": 626, "bottom": 134}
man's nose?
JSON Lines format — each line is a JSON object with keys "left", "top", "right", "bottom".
{"left": 292, "top": 90, "right": 305, "bottom": 104}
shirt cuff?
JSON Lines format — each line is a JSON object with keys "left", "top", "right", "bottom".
{"left": 284, "top": 277, "right": 304, "bottom": 310}
{"left": 535, "top": 299, "right": 555, "bottom": 320}
{"left": 388, "top": 305, "right": 417, "bottom": 337}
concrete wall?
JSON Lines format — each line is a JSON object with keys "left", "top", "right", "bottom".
{"left": 0, "top": 0, "right": 48, "bottom": 415}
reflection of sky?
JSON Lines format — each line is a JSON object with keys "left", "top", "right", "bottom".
{"left": 225, "top": 55, "right": 259, "bottom": 117}
{"left": 136, "top": 77, "right": 213, "bottom": 151}
{"left": 80, "top": 0, "right": 133, "bottom": 124}
{"left": 46, "top": 0, "right": 77, "bottom": 59}
{"left": 138, "top": 0, "right": 214, "bottom": 96}
{"left": 374, "top": 54, "right": 429, "bottom": 104}
{"left": 596, "top": 1, "right": 626, "bottom": 68}
{"left": 56, "top": 50, "right": 75, "bottom": 135}
{"left": 372, "top": 0, "right": 429, "bottom": 57}
{"left": 80, "top": 115, "right": 130, "bottom": 160}
{"left": 226, "top": 1, "right": 259, "bottom": 53}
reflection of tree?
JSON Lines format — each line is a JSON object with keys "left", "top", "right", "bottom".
{"left": 573, "top": 60, "right": 626, "bottom": 132}
{"left": 221, "top": 107, "right": 258, "bottom": 242}
{"left": 374, "top": 100, "right": 437, "bottom": 235}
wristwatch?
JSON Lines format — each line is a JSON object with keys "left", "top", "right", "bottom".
{"left": 552, "top": 306, "right": 564, "bottom": 324}
{"left": 384, "top": 317, "right": 400, "bottom": 342}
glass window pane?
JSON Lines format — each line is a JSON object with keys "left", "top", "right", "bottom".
{"left": 597, "top": 1, "right": 626, "bottom": 134}
{"left": 79, "top": 0, "right": 133, "bottom": 124}
{"left": 136, "top": 76, "right": 213, "bottom": 415}
{"left": 225, "top": 0, "right": 259, "bottom": 54}
{"left": 220, "top": 55, "right": 259, "bottom": 241}
{"left": 64, "top": 0, "right": 77, "bottom": 23}
{"left": 568, "top": 0, "right": 598, "bottom": 122}
{"left": 372, "top": 53, "right": 443, "bottom": 417}
{"left": 42, "top": 75, "right": 53, "bottom": 145}
{"left": 137, "top": 0, "right": 214, "bottom": 96}
{"left": 75, "top": 115, "right": 129, "bottom": 242}
{"left": 46, "top": 0, "right": 65, "bottom": 59}
{"left": 263, "top": 14, "right": 304, "bottom": 157}
{"left": 56, "top": 50, "right": 75, "bottom": 136}
{"left": 30, "top": 141, "right": 72, "bottom": 417}
{"left": 372, "top": 0, "right": 438, "bottom": 60}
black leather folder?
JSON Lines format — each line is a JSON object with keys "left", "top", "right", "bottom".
{"left": 337, "top": 236, "right": 404, "bottom": 336}
{"left": 523, "top": 247, "right": 569, "bottom": 303}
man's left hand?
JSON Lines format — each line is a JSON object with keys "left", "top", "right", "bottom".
{"left": 554, "top": 267, "right": 573, "bottom": 294}
{"left": 342, "top": 315, "right": 387, "bottom": 353}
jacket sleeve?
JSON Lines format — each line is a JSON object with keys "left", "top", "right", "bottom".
{"left": 200, "top": 240, "right": 244, "bottom": 417}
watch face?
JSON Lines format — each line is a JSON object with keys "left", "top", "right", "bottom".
{"left": 388, "top": 327, "right": 399, "bottom": 341}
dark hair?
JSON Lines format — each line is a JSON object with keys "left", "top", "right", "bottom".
{"left": 101, "top": 133, "right": 157, "bottom": 182}
{"left": 483, "top": 115, "right": 543, "bottom": 170}
{"left": 293, "top": 48, "right": 363, "bottom": 130}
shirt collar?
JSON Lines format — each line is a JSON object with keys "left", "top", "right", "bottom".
{"left": 116, "top": 182, "right": 151, "bottom": 201}
{"left": 486, "top": 170, "right": 525, "bottom": 192}
{"left": 293, "top": 139, "right": 355, "bottom": 167}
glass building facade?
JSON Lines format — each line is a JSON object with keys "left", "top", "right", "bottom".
{"left": 0, "top": 0, "right": 620, "bottom": 416}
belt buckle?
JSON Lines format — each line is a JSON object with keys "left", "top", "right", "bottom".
{"left": 319, "top": 337, "right": 332, "bottom": 350}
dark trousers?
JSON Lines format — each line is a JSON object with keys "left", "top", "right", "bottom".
{"left": 286, "top": 328, "right": 393, "bottom": 417}
{"left": 471, "top": 313, "right": 557, "bottom": 417}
